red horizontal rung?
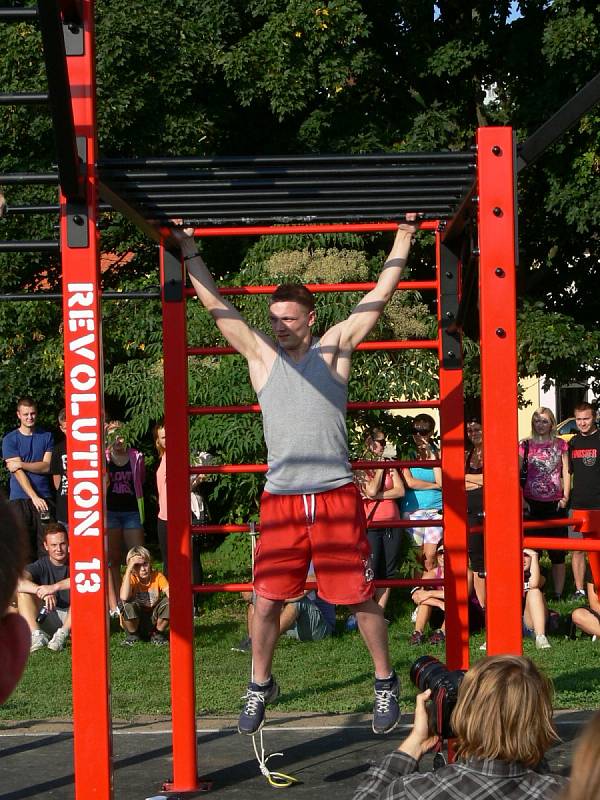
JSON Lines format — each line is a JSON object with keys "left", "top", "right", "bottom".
{"left": 188, "top": 399, "right": 440, "bottom": 415}
{"left": 185, "top": 280, "right": 437, "bottom": 297}
{"left": 192, "top": 577, "right": 443, "bottom": 594}
{"left": 188, "top": 339, "right": 439, "bottom": 356}
{"left": 523, "top": 536, "right": 600, "bottom": 551}
{"left": 191, "top": 458, "right": 441, "bottom": 474}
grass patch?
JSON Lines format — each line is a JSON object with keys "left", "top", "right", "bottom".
{"left": 3, "top": 548, "right": 600, "bottom": 721}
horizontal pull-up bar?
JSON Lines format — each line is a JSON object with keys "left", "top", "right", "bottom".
{"left": 0, "top": 240, "right": 59, "bottom": 252}
{"left": 176, "top": 211, "right": 448, "bottom": 224}
{"left": 189, "top": 399, "right": 440, "bottom": 415}
{"left": 0, "top": 7, "right": 38, "bottom": 19}
{"left": 99, "top": 151, "right": 475, "bottom": 168}
{"left": 0, "top": 93, "right": 49, "bottom": 105}
{"left": 0, "top": 290, "right": 161, "bottom": 302}
{"left": 188, "top": 339, "right": 439, "bottom": 356}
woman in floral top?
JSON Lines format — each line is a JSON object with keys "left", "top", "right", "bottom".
{"left": 519, "top": 407, "right": 570, "bottom": 599}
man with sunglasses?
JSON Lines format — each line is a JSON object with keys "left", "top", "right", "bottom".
{"left": 171, "top": 215, "right": 418, "bottom": 737}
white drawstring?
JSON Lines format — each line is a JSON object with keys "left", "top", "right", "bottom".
{"left": 302, "top": 493, "right": 316, "bottom": 525}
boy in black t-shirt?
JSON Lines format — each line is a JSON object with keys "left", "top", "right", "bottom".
{"left": 17, "top": 523, "right": 71, "bottom": 652}
{"left": 50, "top": 408, "right": 68, "bottom": 529}
{"left": 568, "top": 402, "right": 600, "bottom": 599}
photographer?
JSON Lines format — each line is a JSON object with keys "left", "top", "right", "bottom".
{"left": 353, "top": 655, "right": 566, "bottom": 800}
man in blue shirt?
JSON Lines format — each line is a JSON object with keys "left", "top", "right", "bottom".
{"left": 2, "top": 397, "right": 54, "bottom": 558}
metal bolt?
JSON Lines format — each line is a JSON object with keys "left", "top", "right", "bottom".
{"left": 495, "top": 267, "right": 505, "bottom": 277}
{"left": 68, "top": 24, "right": 80, "bottom": 34}
{"left": 447, "top": 351, "right": 456, "bottom": 359}
{"left": 472, "top": 195, "right": 479, "bottom": 204}
{"left": 445, "top": 271, "right": 453, "bottom": 279}
{"left": 445, "top": 311, "right": 454, "bottom": 319}
{"left": 493, "top": 207, "right": 503, "bottom": 217}
{"left": 496, "top": 328, "right": 506, "bottom": 338}
{"left": 72, "top": 215, "right": 84, "bottom": 225}
{"left": 473, "top": 248, "right": 480, "bottom": 256}
{"left": 492, "top": 145, "right": 502, "bottom": 156}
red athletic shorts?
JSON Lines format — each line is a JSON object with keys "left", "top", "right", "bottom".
{"left": 253, "top": 482, "right": 375, "bottom": 606}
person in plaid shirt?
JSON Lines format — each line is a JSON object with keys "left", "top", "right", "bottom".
{"left": 353, "top": 655, "right": 567, "bottom": 800}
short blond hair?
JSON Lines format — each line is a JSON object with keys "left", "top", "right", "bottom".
{"left": 451, "top": 655, "right": 557, "bottom": 767}
{"left": 126, "top": 546, "right": 151, "bottom": 565}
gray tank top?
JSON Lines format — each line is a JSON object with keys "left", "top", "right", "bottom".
{"left": 258, "top": 338, "right": 352, "bottom": 494}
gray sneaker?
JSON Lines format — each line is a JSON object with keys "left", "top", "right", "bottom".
{"left": 237, "top": 677, "right": 280, "bottom": 735}
{"left": 30, "top": 629, "right": 49, "bottom": 652}
{"left": 372, "top": 672, "right": 400, "bottom": 734}
{"left": 47, "top": 627, "right": 69, "bottom": 652}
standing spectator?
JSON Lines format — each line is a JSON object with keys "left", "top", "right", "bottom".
{"left": 465, "top": 419, "right": 485, "bottom": 610}
{"left": 153, "top": 422, "right": 205, "bottom": 613}
{"left": 119, "top": 545, "right": 169, "bottom": 646}
{"left": 401, "top": 414, "right": 443, "bottom": 572}
{"left": 351, "top": 427, "right": 404, "bottom": 628}
{"left": 569, "top": 403, "right": 600, "bottom": 600}
{"left": 519, "top": 408, "right": 570, "bottom": 599}
{"left": 2, "top": 396, "right": 54, "bottom": 559}
{"left": 50, "top": 408, "right": 68, "bottom": 530}
{"left": 17, "top": 523, "right": 71, "bottom": 652}
{"left": 105, "top": 421, "right": 145, "bottom": 615}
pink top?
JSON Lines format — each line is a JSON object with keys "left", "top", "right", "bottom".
{"left": 363, "top": 469, "right": 399, "bottom": 523}
{"left": 519, "top": 437, "right": 568, "bottom": 502}
{"left": 156, "top": 453, "right": 167, "bottom": 520}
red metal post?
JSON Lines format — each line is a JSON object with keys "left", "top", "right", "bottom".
{"left": 437, "top": 232, "right": 470, "bottom": 669}
{"left": 160, "top": 243, "right": 199, "bottom": 792}
{"left": 60, "top": 1, "right": 113, "bottom": 796}
{"left": 477, "top": 127, "right": 522, "bottom": 655}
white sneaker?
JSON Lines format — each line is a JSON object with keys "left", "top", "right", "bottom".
{"left": 410, "top": 609, "right": 418, "bottom": 623}
{"left": 47, "top": 627, "right": 69, "bottom": 652}
{"left": 535, "top": 634, "right": 551, "bottom": 650}
{"left": 30, "top": 629, "right": 49, "bottom": 652}
{"left": 479, "top": 640, "right": 486, "bottom": 651}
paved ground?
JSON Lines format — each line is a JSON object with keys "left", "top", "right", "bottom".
{"left": 0, "top": 710, "right": 591, "bottom": 799}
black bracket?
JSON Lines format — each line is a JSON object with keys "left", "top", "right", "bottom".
{"left": 439, "top": 243, "right": 462, "bottom": 370}
{"left": 65, "top": 136, "right": 88, "bottom": 248}
{"left": 163, "top": 247, "right": 184, "bottom": 302}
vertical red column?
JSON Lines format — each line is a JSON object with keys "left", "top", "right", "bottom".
{"left": 160, "top": 244, "right": 198, "bottom": 791}
{"left": 60, "top": 1, "right": 112, "bottom": 796}
{"left": 437, "top": 232, "right": 470, "bottom": 670}
{"left": 477, "top": 127, "right": 522, "bottom": 655}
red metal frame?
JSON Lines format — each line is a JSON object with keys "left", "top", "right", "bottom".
{"left": 477, "top": 127, "right": 522, "bottom": 654}
{"left": 60, "top": 1, "right": 112, "bottom": 797}
{"left": 160, "top": 244, "right": 199, "bottom": 792}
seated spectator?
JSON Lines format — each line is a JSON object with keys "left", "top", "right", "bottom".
{"left": 571, "top": 564, "right": 600, "bottom": 641}
{"left": 119, "top": 546, "right": 169, "bottom": 646}
{"left": 17, "top": 523, "right": 71, "bottom": 653}
{"left": 353, "top": 655, "right": 566, "bottom": 800}
{"left": 232, "top": 579, "right": 336, "bottom": 653}
{"left": 409, "top": 541, "right": 445, "bottom": 646}
{"left": 561, "top": 709, "right": 600, "bottom": 800}
{"left": 0, "top": 490, "right": 30, "bottom": 704}
{"left": 523, "top": 548, "right": 551, "bottom": 649}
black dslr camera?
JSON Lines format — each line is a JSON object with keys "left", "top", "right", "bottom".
{"left": 410, "top": 655, "right": 466, "bottom": 739}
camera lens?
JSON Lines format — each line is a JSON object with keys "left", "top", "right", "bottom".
{"left": 410, "top": 655, "right": 448, "bottom": 693}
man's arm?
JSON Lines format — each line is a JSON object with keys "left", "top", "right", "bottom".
{"left": 323, "top": 217, "right": 418, "bottom": 355}
{"left": 5, "top": 465, "right": 48, "bottom": 512}
{"left": 169, "top": 227, "right": 274, "bottom": 368}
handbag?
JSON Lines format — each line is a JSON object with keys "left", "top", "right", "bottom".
{"left": 520, "top": 439, "right": 529, "bottom": 488}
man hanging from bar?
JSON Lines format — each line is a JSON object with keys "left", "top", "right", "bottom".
{"left": 171, "top": 214, "right": 418, "bottom": 736}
